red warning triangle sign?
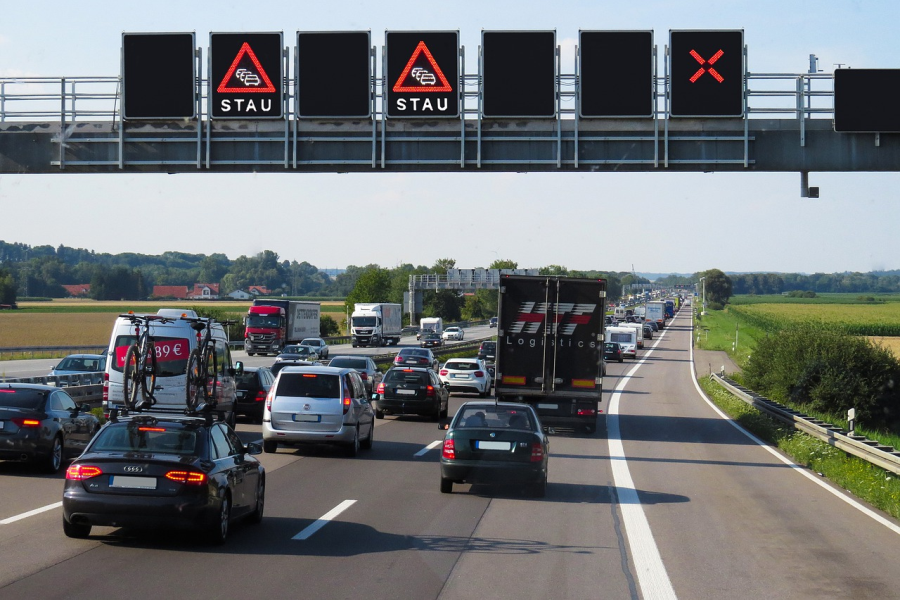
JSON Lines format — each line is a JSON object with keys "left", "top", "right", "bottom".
{"left": 392, "top": 41, "right": 453, "bottom": 93}
{"left": 217, "top": 42, "right": 277, "bottom": 93}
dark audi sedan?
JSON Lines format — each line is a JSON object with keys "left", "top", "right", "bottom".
{"left": 439, "top": 401, "right": 548, "bottom": 497}
{"left": 0, "top": 383, "right": 101, "bottom": 473}
{"left": 373, "top": 366, "right": 448, "bottom": 421}
{"left": 62, "top": 412, "right": 265, "bottom": 543}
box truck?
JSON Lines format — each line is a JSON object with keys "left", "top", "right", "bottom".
{"left": 351, "top": 303, "right": 402, "bottom": 347}
{"left": 645, "top": 301, "right": 666, "bottom": 330}
{"left": 244, "top": 299, "right": 321, "bottom": 356}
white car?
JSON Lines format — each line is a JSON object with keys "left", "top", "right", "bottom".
{"left": 439, "top": 358, "right": 491, "bottom": 397}
{"left": 442, "top": 326, "right": 464, "bottom": 341}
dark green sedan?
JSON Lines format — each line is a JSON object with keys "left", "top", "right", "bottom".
{"left": 439, "top": 401, "right": 548, "bottom": 497}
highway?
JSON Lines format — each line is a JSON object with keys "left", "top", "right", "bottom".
{"left": 2, "top": 312, "right": 900, "bottom": 598}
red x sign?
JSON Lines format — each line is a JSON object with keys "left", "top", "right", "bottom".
{"left": 689, "top": 49, "right": 724, "bottom": 83}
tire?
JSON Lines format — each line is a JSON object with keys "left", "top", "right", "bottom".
{"left": 140, "top": 342, "right": 158, "bottom": 403}
{"left": 247, "top": 351, "right": 254, "bottom": 357}
{"left": 618, "top": 357, "right": 624, "bottom": 363}
{"left": 248, "top": 477, "right": 265, "bottom": 525}
{"left": 440, "top": 402, "right": 448, "bottom": 419}
{"left": 45, "top": 435, "right": 63, "bottom": 473}
{"left": 346, "top": 426, "right": 360, "bottom": 457}
{"left": 530, "top": 474, "right": 547, "bottom": 498}
{"left": 186, "top": 349, "right": 207, "bottom": 411}
{"left": 204, "top": 347, "right": 219, "bottom": 406}
{"left": 209, "top": 493, "right": 231, "bottom": 545}
{"left": 63, "top": 517, "right": 91, "bottom": 539}
{"left": 375, "top": 408, "right": 384, "bottom": 420}
{"left": 361, "top": 422, "right": 374, "bottom": 450}
{"left": 263, "top": 439, "right": 278, "bottom": 453}
{"left": 440, "top": 477, "right": 453, "bottom": 494}
{"left": 122, "top": 344, "right": 141, "bottom": 410}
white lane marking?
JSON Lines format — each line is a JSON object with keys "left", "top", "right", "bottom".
{"left": 292, "top": 499, "right": 357, "bottom": 540}
{"left": 608, "top": 316, "right": 679, "bottom": 600}
{"left": 1, "top": 501, "right": 63, "bottom": 525}
{"left": 688, "top": 313, "right": 900, "bottom": 537}
{"left": 415, "top": 440, "right": 442, "bottom": 456}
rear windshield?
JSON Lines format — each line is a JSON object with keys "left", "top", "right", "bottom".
{"left": 445, "top": 361, "right": 480, "bottom": 371}
{"left": 236, "top": 372, "right": 262, "bottom": 386}
{"left": 92, "top": 424, "right": 200, "bottom": 455}
{"left": 455, "top": 406, "right": 535, "bottom": 430}
{"left": 276, "top": 373, "right": 340, "bottom": 398}
{"left": 480, "top": 343, "right": 496, "bottom": 352}
{"left": 384, "top": 370, "right": 428, "bottom": 385}
{"left": 329, "top": 358, "right": 367, "bottom": 370}
{"left": 400, "top": 349, "right": 430, "bottom": 357}
{"left": 0, "top": 388, "right": 46, "bottom": 409}
{"left": 112, "top": 335, "right": 190, "bottom": 377}
{"left": 609, "top": 332, "right": 633, "bottom": 343}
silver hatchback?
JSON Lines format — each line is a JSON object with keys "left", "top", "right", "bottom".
{"left": 262, "top": 365, "right": 375, "bottom": 456}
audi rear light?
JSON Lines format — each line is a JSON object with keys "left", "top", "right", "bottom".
{"left": 376, "top": 382, "right": 385, "bottom": 394}
{"left": 530, "top": 443, "right": 544, "bottom": 463}
{"left": 66, "top": 464, "right": 103, "bottom": 480}
{"left": 442, "top": 438, "right": 455, "bottom": 460}
{"left": 165, "top": 470, "right": 207, "bottom": 485}
{"left": 440, "top": 369, "right": 448, "bottom": 376}
{"left": 12, "top": 418, "right": 41, "bottom": 428}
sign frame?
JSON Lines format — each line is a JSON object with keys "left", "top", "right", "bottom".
{"left": 578, "top": 30, "right": 654, "bottom": 119}
{"left": 833, "top": 68, "right": 900, "bottom": 133}
{"left": 481, "top": 29, "right": 557, "bottom": 119}
{"left": 122, "top": 32, "right": 197, "bottom": 121}
{"left": 385, "top": 30, "right": 460, "bottom": 119}
{"left": 296, "top": 30, "right": 372, "bottom": 119}
{"left": 210, "top": 31, "right": 285, "bottom": 120}
{"left": 668, "top": 29, "right": 745, "bottom": 119}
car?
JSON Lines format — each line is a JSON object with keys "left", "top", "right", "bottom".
{"left": 50, "top": 354, "right": 107, "bottom": 377}
{"left": 234, "top": 366, "right": 274, "bottom": 423}
{"left": 394, "top": 347, "right": 439, "bottom": 371}
{"left": 438, "top": 401, "right": 548, "bottom": 497}
{"left": 477, "top": 340, "right": 496, "bottom": 363}
{"left": 269, "top": 360, "right": 315, "bottom": 378}
{"left": 489, "top": 317, "right": 498, "bottom": 328}
{"left": 421, "top": 332, "right": 443, "bottom": 348}
{"left": 62, "top": 411, "right": 265, "bottom": 543}
{"left": 438, "top": 358, "right": 491, "bottom": 397}
{"left": 442, "top": 326, "right": 464, "bottom": 341}
{"left": 327, "top": 355, "right": 382, "bottom": 395}
{"left": 642, "top": 323, "right": 654, "bottom": 339}
{"left": 0, "top": 383, "right": 101, "bottom": 472}
{"left": 299, "top": 337, "right": 329, "bottom": 360}
{"left": 645, "top": 320, "right": 660, "bottom": 332}
{"left": 275, "top": 344, "right": 319, "bottom": 362}
{"left": 262, "top": 365, "right": 374, "bottom": 456}
{"left": 373, "top": 366, "right": 449, "bottom": 420}
{"left": 603, "top": 342, "right": 624, "bottom": 363}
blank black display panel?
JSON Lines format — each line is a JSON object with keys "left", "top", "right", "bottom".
{"left": 123, "top": 33, "right": 195, "bottom": 120}
{"left": 482, "top": 31, "right": 556, "bottom": 118}
{"left": 580, "top": 31, "right": 653, "bottom": 118}
{"left": 834, "top": 69, "right": 900, "bottom": 132}
{"left": 297, "top": 32, "right": 371, "bottom": 118}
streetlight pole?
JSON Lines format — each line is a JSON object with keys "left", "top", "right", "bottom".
{"left": 700, "top": 277, "right": 707, "bottom": 316}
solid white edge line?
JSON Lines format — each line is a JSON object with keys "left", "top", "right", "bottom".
{"left": 608, "top": 316, "right": 678, "bottom": 600}
{"left": 688, "top": 309, "right": 900, "bottom": 537}
{"left": 1, "top": 501, "right": 63, "bottom": 525}
{"left": 292, "top": 499, "right": 357, "bottom": 540}
{"left": 415, "top": 440, "right": 442, "bottom": 456}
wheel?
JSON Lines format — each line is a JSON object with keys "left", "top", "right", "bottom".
{"left": 247, "top": 351, "right": 255, "bottom": 357}
{"left": 209, "top": 493, "right": 231, "bottom": 544}
{"left": 140, "top": 342, "right": 158, "bottom": 403}
{"left": 63, "top": 517, "right": 91, "bottom": 539}
{"left": 619, "top": 357, "right": 624, "bottom": 363}
{"left": 361, "top": 421, "right": 374, "bottom": 450}
{"left": 45, "top": 435, "right": 63, "bottom": 473}
{"left": 431, "top": 405, "right": 442, "bottom": 422}
{"left": 440, "top": 402, "right": 449, "bottom": 419}
{"left": 186, "top": 349, "right": 207, "bottom": 411}
{"left": 122, "top": 344, "right": 141, "bottom": 410}
{"left": 248, "top": 477, "right": 265, "bottom": 525}
{"left": 374, "top": 408, "right": 384, "bottom": 420}
{"left": 346, "top": 426, "right": 360, "bottom": 457}
{"left": 263, "top": 440, "right": 278, "bottom": 453}
{"left": 204, "top": 347, "right": 219, "bottom": 406}
{"left": 440, "top": 477, "right": 453, "bottom": 494}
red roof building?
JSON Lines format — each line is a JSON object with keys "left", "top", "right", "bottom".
{"left": 61, "top": 284, "right": 91, "bottom": 297}
{"left": 248, "top": 285, "right": 271, "bottom": 295}
{"left": 152, "top": 286, "right": 189, "bottom": 299}
{"left": 190, "top": 283, "right": 220, "bottom": 300}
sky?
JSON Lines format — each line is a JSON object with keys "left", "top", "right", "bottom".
{"left": 1, "top": 0, "right": 899, "bottom": 276}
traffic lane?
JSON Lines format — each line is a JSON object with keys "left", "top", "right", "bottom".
{"left": 622, "top": 313, "right": 900, "bottom": 598}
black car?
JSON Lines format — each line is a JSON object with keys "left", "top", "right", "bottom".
{"left": 477, "top": 340, "right": 496, "bottom": 363}
{"left": 276, "top": 345, "right": 318, "bottom": 362}
{"left": 327, "top": 355, "right": 383, "bottom": 394}
{"left": 394, "top": 348, "right": 439, "bottom": 371}
{"left": 62, "top": 412, "right": 265, "bottom": 543}
{"left": 0, "top": 383, "right": 101, "bottom": 472}
{"left": 234, "top": 367, "right": 274, "bottom": 423}
{"left": 270, "top": 360, "right": 315, "bottom": 377}
{"left": 373, "top": 366, "right": 449, "bottom": 421}
{"left": 603, "top": 342, "right": 624, "bottom": 363}
{"left": 439, "top": 401, "right": 548, "bottom": 497}
{"left": 420, "top": 332, "right": 443, "bottom": 348}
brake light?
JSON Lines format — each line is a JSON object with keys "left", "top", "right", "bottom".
{"left": 138, "top": 427, "right": 166, "bottom": 432}
{"left": 577, "top": 408, "right": 596, "bottom": 416}
{"left": 343, "top": 387, "right": 352, "bottom": 414}
{"left": 530, "top": 443, "right": 544, "bottom": 462}
{"left": 394, "top": 356, "right": 403, "bottom": 363}
{"left": 12, "top": 418, "right": 41, "bottom": 428}
{"left": 474, "top": 371, "right": 484, "bottom": 378}
{"left": 255, "top": 390, "right": 266, "bottom": 402}
{"left": 376, "top": 382, "right": 385, "bottom": 394}
{"left": 265, "top": 387, "right": 275, "bottom": 411}
{"left": 440, "top": 369, "right": 448, "bottom": 376}
{"left": 66, "top": 464, "right": 103, "bottom": 480}
{"left": 442, "top": 438, "right": 455, "bottom": 460}
{"left": 103, "top": 371, "right": 109, "bottom": 402}
{"left": 426, "top": 385, "right": 435, "bottom": 397}
{"left": 165, "top": 470, "right": 207, "bottom": 485}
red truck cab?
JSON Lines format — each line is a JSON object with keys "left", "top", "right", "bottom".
{"left": 244, "top": 305, "right": 285, "bottom": 356}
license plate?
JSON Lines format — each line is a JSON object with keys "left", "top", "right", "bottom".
{"left": 451, "top": 374, "right": 467, "bottom": 379}
{"left": 109, "top": 476, "right": 157, "bottom": 490}
{"left": 293, "top": 414, "right": 321, "bottom": 422}
{"left": 236, "top": 391, "right": 245, "bottom": 398}
{"left": 0, "top": 421, "right": 4, "bottom": 429}
{"left": 537, "top": 403, "right": 558, "bottom": 410}
{"left": 396, "top": 389, "right": 416, "bottom": 395}
{"left": 475, "top": 440, "right": 511, "bottom": 451}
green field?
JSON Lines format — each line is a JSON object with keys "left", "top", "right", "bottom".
{"left": 730, "top": 292, "right": 900, "bottom": 305}
{"left": 728, "top": 301, "right": 900, "bottom": 336}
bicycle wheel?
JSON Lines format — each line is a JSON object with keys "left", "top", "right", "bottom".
{"left": 186, "top": 348, "right": 207, "bottom": 411}
{"left": 140, "top": 341, "right": 158, "bottom": 404}
{"left": 123, "top": 345, "right": 141, "bottom": 410}
{"left": 204, "top": 346, "right": 219, "bottom": 407}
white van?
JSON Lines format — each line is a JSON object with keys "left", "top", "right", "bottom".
{"left": 605, "top": 326, "right": 637, "bottom": 359}
{"left": 613, "top": 306, "right": 628, "bottom": 321}
{"left": 103, "top": 309, "right": 241, "bottom": 424}
{"left": 623, "top": 322, "right": 645, "bottom": 349}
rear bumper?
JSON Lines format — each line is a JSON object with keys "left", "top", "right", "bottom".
{"left": 262, "top": 421, "right": 357, "bottom": 444}
{"left": 0, "top": 436, "right": 51, "bottom": 462}
{"left": 63, "top": 488, "right": 218, "bottom": 530}
{"left": 373, "top": 397, "right": 439, "bottom": 417}
{"left": 441, "top": 460, "right": 545, "bottom": 484}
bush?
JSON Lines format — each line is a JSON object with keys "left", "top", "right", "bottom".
{"left": 707, "top": 301, "right": 725, "bottom": 310}
{"left": 320, "top": 314, "right": 340, "bottom": 337}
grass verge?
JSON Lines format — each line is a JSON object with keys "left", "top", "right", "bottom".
{"left": 698, "top": 376, "right": 900, "bottom": 520}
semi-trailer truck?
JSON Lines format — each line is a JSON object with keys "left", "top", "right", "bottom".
{"left": 244, "top": 299, "right": 321, "bottom": 356}
{"left": 351, "top": 303, "right": 402, "bottom": 347}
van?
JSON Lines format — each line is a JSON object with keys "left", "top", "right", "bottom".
{"left": 103, "top": 309, "right": 241, "bottom": 424}
{"left": 613, "top": 306, "right": 627, "bottom": 321}
{"left": 605, "top": 326, "right": 637, "bottom": 359}
{"left": 622, "top": 322, "right": 645, "bottom": 349}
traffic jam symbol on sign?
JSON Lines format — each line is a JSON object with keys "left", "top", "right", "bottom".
{"left": 689, "top": 49, "right": 725, "bottom": 83}
{"left": 392, "top": 41, "right": 452, "bottom": 113}
{"left": 217, "top": 43, "right": 277, "bottom": 115}
{"left": 386, "top": 32, "right": 459, "bottom": 118}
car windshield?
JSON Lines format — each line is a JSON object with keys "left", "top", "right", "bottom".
{"left": 384, "top": 370, "right": 428, "bottom": 385}
{"left": 275, "top": 373, "right": 340, "bottom": 398}
{"left": 282, "top": 345, "right": 309, "bottom": 354}
{"left": 445, "top": 361, "right": 480, "bottom": 371}
{"left": 56, "top": 356, "right": 103, "bottom": 371}
{"left": 425, "top": 333, "right": 440, "bottom": 339}
{"left": 0, "top": 388, "right": 47, "bottom": 409}
{"left": 91, "top": 423, "right": 200, "bottom": 455}
{"left": 329, "top": 358, "right": 368, "bottom": 369}
{"left": 455, "top": 406, "right": 534, "bottom": 430}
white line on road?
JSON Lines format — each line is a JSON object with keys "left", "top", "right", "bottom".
{"left": 1, "top": 501, "right": 62, "bottom": 525}
{"left": 414, "top": 440, "right": 442, "bottom": 456}
{"left": 292, "top": 499, "right": 357, "bottom": 540}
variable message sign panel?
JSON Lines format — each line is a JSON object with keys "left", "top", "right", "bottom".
{"left": 122, "top": 33, "right": 196, "bottom": 120}
{"left": 834, "top": 69, "right": 900, "bottom": 132}
{"left": 482, "top": 31, "right": 556, "bottom": 118}
{"left": 211, "top": 32, "right": 283, "bottom": 119}
{"left": 669, "top": 30, "right": 744, "bottom": 117}
{"left": 386, "top": 31, "right": 459, "bottom": 118}
{"left": 297, "top": 31, "right": 371, "bottom": 118}
{"left": 579, "top": 30, "right": 653, "bottom": 118}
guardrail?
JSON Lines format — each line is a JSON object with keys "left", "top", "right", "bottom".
{"left": 0, "top": 372, "right": 104, "bottom": 404}
{"left": 709, "top": 374, "right": 900, "bottom": 476}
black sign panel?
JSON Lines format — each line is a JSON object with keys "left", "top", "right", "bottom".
{"left": 670, "top": 30, "right": 744, "bottom": 117}
{"left": 580, "top": 31, "right": 653, "bottom": 118}
{"left": 211, "top": 32, "right": 283, "bottom": 119}
{"left": 122, "top": 33, "right": 196, "bottom": 120}
{"left": 297, "top": 31, "right": 371, "bottom": 118}
{"left": 834, "top": 69, "right": 900, "bottom": 132}
{"left": 482, "top": 31, "right": 556, "bottom": 118}
{"left": 386, "top": 31, "right": 459, "bottom": 118}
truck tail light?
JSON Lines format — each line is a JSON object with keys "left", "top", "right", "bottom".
{"left": 442, "top": 439, "right": 455, "bottom": 460}
{"left": 530, "top": 443, "right": 544, "bottom": 462}
{"left": 577, "top": 408, "right": 596, "bottom": 416}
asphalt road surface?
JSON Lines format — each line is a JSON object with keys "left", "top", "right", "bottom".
{"left": 2, "top": 311, "right": 899, "bottom": 599}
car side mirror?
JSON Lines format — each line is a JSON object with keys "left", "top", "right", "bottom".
{"left": 233, "top": 361, "right": 244, "bottom": 376}
{"left": 438, "top": 418, "right": 451, "bottom": 430}
{"left": 245, "top": 441, "right": 262, "bottom": 455}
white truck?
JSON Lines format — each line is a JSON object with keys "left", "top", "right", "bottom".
{"left": 605, "top": 326, "right": 637, "bottom": 359}
{"left": 417, "top": 317, "right": 444, "bottom": 340}
{"left": 351, "top": 303, "right": 403, "bottom": 347}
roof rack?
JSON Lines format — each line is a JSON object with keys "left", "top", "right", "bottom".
{"left": 108, "top": 404, "right": 216, "bottom": 425}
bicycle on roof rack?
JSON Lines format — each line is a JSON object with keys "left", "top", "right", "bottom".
{"left": 118, "top": 313, "right": 174, "bottom": 411}
{"left": 181, "top": 315, "right": 237, "bottom": 412}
